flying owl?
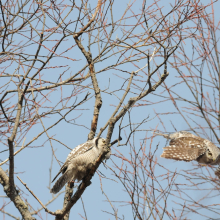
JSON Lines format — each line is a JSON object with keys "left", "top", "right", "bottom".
{"left": 50, "top": 137, "right": 110, "bottom": 194}
{"left": 156, "top": 131, "right": 220, "bottom": 178}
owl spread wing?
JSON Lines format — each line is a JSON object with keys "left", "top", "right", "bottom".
{"left": 161, "top": 137, "right": 207, "bottom": 161}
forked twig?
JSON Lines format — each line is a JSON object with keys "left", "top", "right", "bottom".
{"left": 17, "top": 176, "right": 56, "bottom": 216}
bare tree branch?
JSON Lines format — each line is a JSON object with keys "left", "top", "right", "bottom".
{"left": 0, "top": 167, "right": 35, "bottom": 220}
{"left": 17, "top": 176, "right": 55, "bottom": 216}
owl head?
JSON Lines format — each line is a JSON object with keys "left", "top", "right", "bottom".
{"left": 94, "top": 137, "right": 106, "bottom": 148}
{"left": 94, "top": 137, "right": 111, "bottom": 160}
{"left": 202, "top": 149, "right": 220, "bottom": 165}
{"left": 198, "top": 140, "right": 220, "bottom": 165}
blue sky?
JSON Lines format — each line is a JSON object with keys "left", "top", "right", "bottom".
{"left": 1, "top": 0, "right": 220, "bottom": 219}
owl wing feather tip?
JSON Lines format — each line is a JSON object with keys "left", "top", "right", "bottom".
{"left": 50, "top": 171, "right": 71, "bottom": 194}
{"left": 51, "top": 171, "right": 61, "bottom": 183}
{"left": 51, "top": 164, "right": 68, "bottom": 183}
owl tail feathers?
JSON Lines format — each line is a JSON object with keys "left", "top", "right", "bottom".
{"left": 50, "top": 171, "right": 72, "bottom": 194}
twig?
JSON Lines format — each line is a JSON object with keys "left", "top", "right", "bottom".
{"left": 81, "top": 197, "right": 88, "bottom": 220}
{"left": 100, "top": 177, "right": 118, "bottom": 220}
{"left": 0, "top": 167, "right": 35, "bottom": 219}
{"left": 110, "top": 137, "right": 123, "bottom": 146}
{"left": 17, "top": 176, "right": 56, "bottom": 216}
{"left": 30, "top": 191, "right": 64, "bottom": 215}
{"left": 0, "top": 92, "right": 90, "bottom": 166}
{"left": 62, "top": 183, "right": 75, "bottom": 220}
{"left": 98, "top": 71, "right": 134, "bottom": 138}
{"left": 0, "top": 210, "right": 20, "bottom": 220}
{"left": 74, "top": 36, "right": 103, "bottom": 141}
{"left": 73, "top": 0, "right": 102, "bottom": 38}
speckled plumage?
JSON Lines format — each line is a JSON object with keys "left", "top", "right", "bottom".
{"left": 156, "top": 131, "right": 220, "bottom": 178}
{"left": 50, "top": 137, "right": 110, "bottom": 194}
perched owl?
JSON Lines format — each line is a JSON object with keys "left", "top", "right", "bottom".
{"left": 156, "top": 131, "right": 220, "bottom": 178}
{"left": 50, "top": 137, "right": 110, "bottom": 194}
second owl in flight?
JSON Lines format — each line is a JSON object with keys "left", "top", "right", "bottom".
{"left": 156, "top": 131, "right": 220, "bottom": 178}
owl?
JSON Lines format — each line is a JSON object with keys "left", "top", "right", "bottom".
{"left": 50, "top": 137, "right": 110, "bottom": 194}
{"left": 156, "top": 131, "right": 220, "bottom": 178}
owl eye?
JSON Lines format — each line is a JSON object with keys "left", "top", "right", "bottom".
{"left": 208, "top": 152, "right": 212, "bottom": 157}
{"left": 102, "top": 139, "right": 106, "bottom": 144}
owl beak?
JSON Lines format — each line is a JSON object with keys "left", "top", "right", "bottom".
{"left": 213, "top": 155, "right": 220, "bottom": 163}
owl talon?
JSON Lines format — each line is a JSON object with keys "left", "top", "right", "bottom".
{"left": 87, "top": 180, "right": 92, "bottom": 186}
{"left": 68, "top": 181, "right": 75, "bottom": 188}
